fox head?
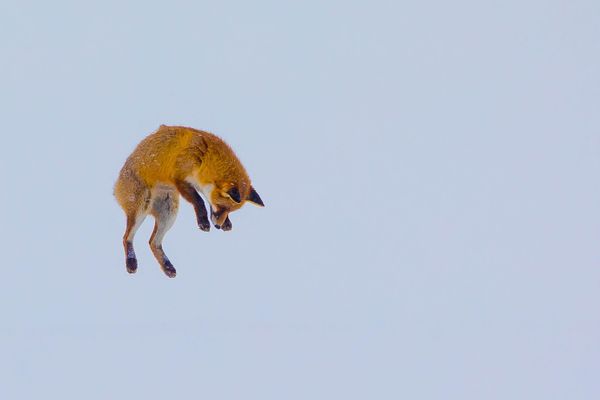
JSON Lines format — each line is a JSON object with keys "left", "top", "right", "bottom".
{"left": 189, "top": 131, "right": 265, "bottom": 229}
{"left": 207, "top": 181, "right": 264, "bottom": 229}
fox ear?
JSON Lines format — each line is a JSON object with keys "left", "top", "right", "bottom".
{"left": 246, "top": 186, "right": 264, "bottom": 207}
{"left": 227, "top": 187, "right": 242, "bottom": 203}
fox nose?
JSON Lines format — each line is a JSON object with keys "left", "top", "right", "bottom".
{"left": 214, "top": 224, "right": 221, "bottom": 229}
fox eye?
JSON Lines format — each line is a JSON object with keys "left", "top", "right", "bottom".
{"left": 224, "top": 187, "right": 241, "bottom": 203}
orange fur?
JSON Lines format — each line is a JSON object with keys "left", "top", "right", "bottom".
{"left": 114, "top": 125, "right": 263, "bottom": 277}
{"left": 114, "top": 125, "right": 256, "bottom": 212}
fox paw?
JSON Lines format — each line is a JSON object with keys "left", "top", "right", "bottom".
{"left": 126, "top": 257, "right": 137, "bottom": 274}
{"left": 198, "top": 217, "right": 210, "bottom": 232}
{"left": 221, "top": 218, "right": 232, "bottom": 231}
{"left": 162, "top": 262, "right": 177, "bottom": 278}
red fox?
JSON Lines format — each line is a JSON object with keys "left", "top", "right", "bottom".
{"left": 114, "top": 125, "right": 264, "bottom": 278}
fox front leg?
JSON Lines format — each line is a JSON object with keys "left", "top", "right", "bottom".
{"left": 175, "top": 180, "right": 211, "bottom": 231}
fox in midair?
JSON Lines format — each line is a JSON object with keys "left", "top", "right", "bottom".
{"left": 114, "top": 125, "right": 264, "bottom": 278}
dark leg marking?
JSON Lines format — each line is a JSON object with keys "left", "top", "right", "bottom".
{"left": 125, "top": 242, "right": 137, "bottom": 273}
{"left": 123, "top": 214, "right": 145, "bottom": 274}
{"left": 162, "top": 259, "right": 177, "bottom": 278}
{"left": 221, "top": 216, "right": 232, "bottom": 231}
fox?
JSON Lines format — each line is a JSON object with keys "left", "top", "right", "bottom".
{"left": 114, "top": 125, "right": 264, "bottom": 278}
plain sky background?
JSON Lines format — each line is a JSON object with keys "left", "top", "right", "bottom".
{"left": 0, "top": 0, "right": 598, "bottom": 399}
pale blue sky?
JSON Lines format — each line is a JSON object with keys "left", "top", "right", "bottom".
{"left": 1, "top": 1, "right": 599, "bottom": 399}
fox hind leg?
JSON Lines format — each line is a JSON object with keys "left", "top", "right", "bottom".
{"left": 123, "top": 212, "right": 147, "bottom": 274}
{"left": 149, "top": 190, "right": 179, "bottom": 278}
{"left": 115, "top": 170, "right": 151, "bottom": 274}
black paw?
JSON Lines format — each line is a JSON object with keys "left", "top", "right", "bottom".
{"left": 221, "top": 217, "right": 232, "bottom": 231}
{"left": 162, "top": 261, "right": 177, "bottom": 278}
{"left": 126, "top": 257, "right": 137, "bottom": 274}
{"left": 198, "top": 217, "right": 210, "bottom": 232}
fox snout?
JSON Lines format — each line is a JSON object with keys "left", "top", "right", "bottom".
{"left": 211, "top": 209, "right": 228, "bottom": 229}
